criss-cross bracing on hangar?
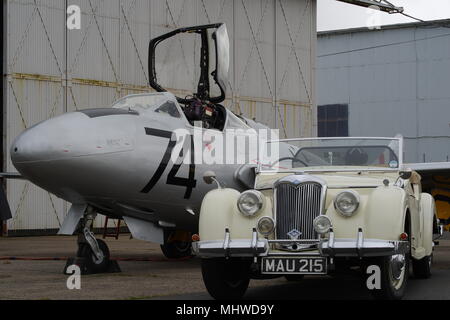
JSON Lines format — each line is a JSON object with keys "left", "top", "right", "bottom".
{"left": 1, "top": 0, "right": 317, "bottom": 235}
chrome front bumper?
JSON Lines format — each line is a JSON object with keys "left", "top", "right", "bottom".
{"left": 192, "top": 228, "right": 410, "bottom": 258}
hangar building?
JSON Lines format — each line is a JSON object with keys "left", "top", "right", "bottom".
{"left": 1, "top": 0, "right": 317, "bottom": 235}
{"left": 317, "top": 19, "right": 450, "bottom": 163}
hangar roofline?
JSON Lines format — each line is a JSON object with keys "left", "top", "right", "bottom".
{"left": 318, "top": 18, "right": 450, "bottom": 37}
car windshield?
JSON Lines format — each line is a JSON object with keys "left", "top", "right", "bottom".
{"left": 259, "top": 137, "right": 403, "bottom": 172}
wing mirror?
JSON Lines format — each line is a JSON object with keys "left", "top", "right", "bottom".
{"left": 399, "top": 169, "right": 412, "bottom": 180}
{"left": 203, "top": 171, "right": 216, "bottom": 184}
{"left": 203, "top": 171, "right": 222, "bottom": 189}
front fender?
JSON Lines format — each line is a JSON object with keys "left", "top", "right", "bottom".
{"left": 198, "top": 188, "right": 272, "bottom": 241}
{"left": 365, "top": 186, "right": 408, "bottom": 240}
{"left": 326, "top": 186, "right": 407, "bottom": 241}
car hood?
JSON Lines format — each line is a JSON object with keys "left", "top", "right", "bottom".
{"left": 255, "top": 171, "right": 399, "bottom": 190}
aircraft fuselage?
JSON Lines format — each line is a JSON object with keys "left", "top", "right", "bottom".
{"left": 11, "top": 94, "right": 248, "bottom": 231}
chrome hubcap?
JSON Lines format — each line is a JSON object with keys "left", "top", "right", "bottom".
{"left": 390, "top": 254, "right": 406, "bottom": 280}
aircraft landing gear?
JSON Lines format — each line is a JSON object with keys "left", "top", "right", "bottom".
{"left": 64, "top": 207, "right": 120, "bottom": 275}
{"left": 160, "top": 230, "right": 193, "bottom": 259}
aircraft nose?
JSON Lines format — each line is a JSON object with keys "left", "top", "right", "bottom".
{"left": 10, "top": 110, "right": 136, "bottom": 202}
{"left": 11, "top": 110, "right": 136, "bottom": 169}
{"left": 11, "top": 124, "right": 54, "bottom": 164}
{"left": 11, "top": 113, "right": 76, "bottom": 164}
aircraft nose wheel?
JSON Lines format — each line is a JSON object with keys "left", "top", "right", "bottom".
{"left": 64, "top": 209, "right": 121, "bottom": 275}
{"left": 78, "top": 239, "right": 110, "bottom": 273}
{"left": 65, "top": 238, "right": 119, "bottom": 275}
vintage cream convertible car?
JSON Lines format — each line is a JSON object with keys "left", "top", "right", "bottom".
{"left": 192, "top": 137, "right": 441, "bottom": 300}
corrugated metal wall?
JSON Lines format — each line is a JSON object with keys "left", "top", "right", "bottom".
{"left": 317, "top": 22, "right": 450, "bottom": 163}
{"left": 4, "top": 0, "right": 316, "bottom": 233}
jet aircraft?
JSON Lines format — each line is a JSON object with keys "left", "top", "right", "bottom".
{"left": 0, "top": 23, "right": 277, "bottom": 272}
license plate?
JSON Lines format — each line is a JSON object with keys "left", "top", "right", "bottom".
{"left": 261, "top": 257, "right": 327, "bottom": 275}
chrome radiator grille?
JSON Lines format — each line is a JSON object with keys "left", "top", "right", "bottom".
{"left": 275, "top": 182, "right": 323, "bottom": 240}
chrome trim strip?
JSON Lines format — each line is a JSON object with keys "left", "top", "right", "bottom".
{"left": 263, "top": 251, "right": 322, "bottom": 257}
{"left": 356, "top": 228, "right": 364, "bottom": 257}
{"left": 270, "top": 137, "right": 402, "bottom": 142}
{"left": 328, "top": 229, "right": 335, "bottom": 252}
{"left": 251, "top": 228, "right": 258, "bottom": 256}
{"left": 320, "top": 239, "right": 409, "bottom": 258}
{"left": 327, "top": 186, "right": 379, "bottom": 189}
{"left": 193, "top": 238, "right": 409, "bottom": 258}
{"left": 192, "top": 240, "right": 268, "bottom": 258}
{"left": 258, "top": 168, "right": 400, "bottom": 174}
{"left": 268, "top": 239, "right": 320, "bottom": 244}
{"left": 259, "top": 185, "right": 379, "bottom": 191}
{"left": 223, "top": 228, "right": 231, "bottom": 257}
{"left": 193, "top": 228, "right": 409, "bottom": 258}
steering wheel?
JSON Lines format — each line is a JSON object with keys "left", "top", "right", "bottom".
{"left": 269, "top": 157, "right": 308, "bottom": 168}
{"left": 344, "top": 148, "right": 369, "bottom": 166}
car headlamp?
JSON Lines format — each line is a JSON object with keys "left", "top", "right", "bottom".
{"left": 334, "top": 190, "right": 360, "bottom": 217}
{"left": 257, "top": 217, "right": 275, "bottom": 236}
{"left": 313, "top": 215, "right": 332, "bottom": 234}
{"left": 237, "top": 190, "right": 264, "bottom": 217}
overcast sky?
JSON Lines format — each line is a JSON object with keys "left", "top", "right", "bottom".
{"left": 318, "top": 0, "right": 450, "bottom": 31}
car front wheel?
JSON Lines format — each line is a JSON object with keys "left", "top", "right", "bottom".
{"left": 201, "top": 258, "right": 250, "bottom": 300}
{"left": 370, "top": 252, "right": 409, "bottom": 300}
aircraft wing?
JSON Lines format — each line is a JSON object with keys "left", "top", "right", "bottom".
{"left": 0, "top": 172, "right": 24, "bottom": 221}
{"left": 408, "top": 162, "right": 450, "bottom": 228}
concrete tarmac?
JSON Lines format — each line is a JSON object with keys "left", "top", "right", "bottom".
{"left": 0, "top": 234, "right": 449, "bottom": 300}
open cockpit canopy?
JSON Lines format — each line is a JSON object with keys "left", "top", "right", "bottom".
{"left": 148, "top": 23, "right": 229, "bottom": 105}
